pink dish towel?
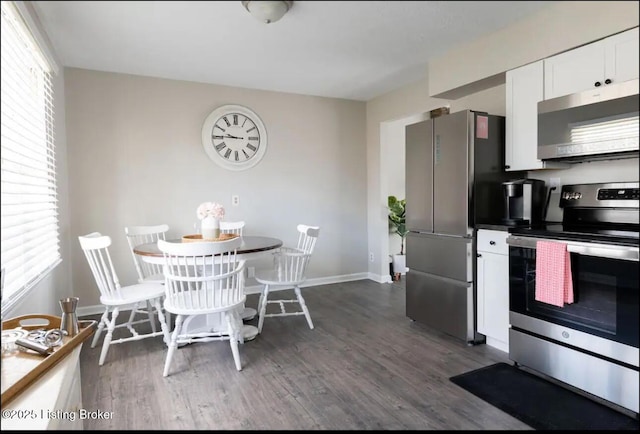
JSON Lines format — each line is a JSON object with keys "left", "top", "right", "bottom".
{"left": 535, "top": 240, "right": 574, "bottom": 307}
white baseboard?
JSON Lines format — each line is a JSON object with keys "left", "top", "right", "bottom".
{"left": 78, "top": 272, "right": 373, "bottom": 317}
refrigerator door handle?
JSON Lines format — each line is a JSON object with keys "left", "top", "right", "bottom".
{"left": 411, "top": 231, "right": 473, "bottom": 240}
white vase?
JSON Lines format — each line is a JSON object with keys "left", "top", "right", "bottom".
{"left": 201, "top": 216, "right": 220, "bottom": 240}
{"left": 392, "top": 254, "right": 407, "bottom": 274}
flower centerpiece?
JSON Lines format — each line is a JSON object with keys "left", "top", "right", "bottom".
{"left": 197, "top": 201, "right": 225, "bottom": 239}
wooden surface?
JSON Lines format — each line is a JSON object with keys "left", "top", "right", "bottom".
{"left": 133, "top": 235, "right": 283, "bottom": 257}
{"left": 1, "top": 314, "right": 96, "bottom": 408}
{"left": 78, "top": 279, "right": 534, "bottom": 430}
{"left": 182, "top": 233, "right": 238, "bottom": 243}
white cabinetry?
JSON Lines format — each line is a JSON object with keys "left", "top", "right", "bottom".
{"left": 544, "top": 27, "right": 639, "bottom": 99}
{"left": 476, "top": 229, "right": 510, "bottom": 353}
{"left": 506, "top": 27, "right": 638, "bottom": 172}
{"left": 506, "top": 61, "right": 566, "bottom": 171}
{"left": 2, "top": 346, "right": 84, "bottom": 430}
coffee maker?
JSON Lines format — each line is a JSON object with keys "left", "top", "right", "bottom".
{"left": 501, "top": 179, "right": 546, "bottom": 226}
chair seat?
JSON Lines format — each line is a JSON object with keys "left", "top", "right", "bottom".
{"left": 254, "top": 269, "right": 306, "bottom": 286}
{"left": 100, "top": 282, "right": 166, "bottom": 306}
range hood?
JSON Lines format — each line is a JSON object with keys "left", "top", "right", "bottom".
{"left": 538, "top": 79, "right": 639, "bottom": 162}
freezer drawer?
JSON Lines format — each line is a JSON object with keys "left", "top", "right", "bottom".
{"left": 406, "top": 269, "right": 475, "bottom": 342}
{"left": 406, "top": 232, "right": 473, "bottom": 282}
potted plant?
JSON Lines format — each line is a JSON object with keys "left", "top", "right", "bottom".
{"left": 388, "top": 195, "right": 408, "bottom": 279}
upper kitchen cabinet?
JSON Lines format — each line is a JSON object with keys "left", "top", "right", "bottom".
{"left": 544, "top": 27, "right": 639, "bottom": 100}
{"left": 505, "top": 61, "right": 566, "bottom": 171}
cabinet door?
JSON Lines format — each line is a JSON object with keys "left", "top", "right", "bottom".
{"left": 506, "top": 61, "right": 545, "bottom": 171}
{"left": 476, "top": 250, "right": 509, "bottom": 348}
{"left": 604, "top": 27, "right": 639, "bottom": 85}
{"left": 544, "top": 40, "right": 606, "bottom": 99}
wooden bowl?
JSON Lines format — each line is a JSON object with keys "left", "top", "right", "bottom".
{"left": 181, "top": 233, "right": 239, "bottom": 243}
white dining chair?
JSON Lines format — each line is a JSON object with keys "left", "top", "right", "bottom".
{"left": 255, "top": 224, "right": 320, "bottom": 333}
{"left": 78, "top": 232, "right": 170, "bottom": 366}
{"left": 124, "top": 224, "right": 170, "bottom": 332}
{"left": 158, "top": 237, "right": 246, "bottom": 375}
{"left": 125, "top": 224, "right": 169, "bottom": 284}
{"left": 220, "top": 220, "right": 245, "bottom": 236}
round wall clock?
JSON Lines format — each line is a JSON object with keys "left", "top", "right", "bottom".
{"left": 201, "top": 104, "right": 267, "bottom": 171}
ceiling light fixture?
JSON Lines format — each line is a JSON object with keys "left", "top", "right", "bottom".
{"left": 242, "top": 1, "right": 292, "bottom": 24}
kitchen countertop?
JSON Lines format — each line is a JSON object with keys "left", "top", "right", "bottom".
{"left": 475, "top": 223, "right": 512, "bottom": 231}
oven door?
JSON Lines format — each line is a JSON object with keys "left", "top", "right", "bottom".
{"left": 507, "top": 235, "right": 639, "bottom": 363}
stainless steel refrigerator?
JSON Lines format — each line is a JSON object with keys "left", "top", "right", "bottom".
{"left": 405, "top": 110, "right": 516, "bottom": 344}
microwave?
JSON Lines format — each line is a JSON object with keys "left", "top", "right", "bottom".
{"left": 538, "top": 78, "right": 639, "bottom": 162}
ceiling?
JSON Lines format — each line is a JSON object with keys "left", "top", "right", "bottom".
{"left": 32, "top": 1, "right": 555, "bottom": 101}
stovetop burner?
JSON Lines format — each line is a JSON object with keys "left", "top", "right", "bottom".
{"left": 509, "top": 223, "right": 640, "bottom": 246}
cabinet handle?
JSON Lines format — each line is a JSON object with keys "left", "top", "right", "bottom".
{"left": 505, "top": 165, "right": 510, "bottom": 170}
{"left": 605, "top": 78, "right": 612, "bottom": 85}
{"left": 594, "top": 81, "right": 601, "bottom": 87}
{"left": 477, "top": 253, "right": 482, "bottom": 258}
{"left": 489, "top": 241, "right": 496, "bottom": 245}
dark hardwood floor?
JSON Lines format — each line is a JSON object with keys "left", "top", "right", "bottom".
{"left": 79, "top": 279, "right": 531, "bottom": 430}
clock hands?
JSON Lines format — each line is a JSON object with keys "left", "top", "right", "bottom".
{"left": 224, "top": 133, "right": 243, "bottom": 140}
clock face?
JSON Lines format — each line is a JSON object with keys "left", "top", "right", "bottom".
{"left": 202, "top": 105, "right": 267, "bottom": 171}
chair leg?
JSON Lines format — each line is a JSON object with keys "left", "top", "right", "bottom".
{"left": 295, "top": 286, "right": 314, "bottom": 330}
{"left": 99, "top": 307, "right": 119, "bottom": 366}
{"left": 163, "top": 314, "right": 183, "bottom": 377}
{"left": 256, "top": 292, "right": 264, "bottom": 319}
{"left": 153, "top": 297, "right": 170, "bottom": 346}
{"left": 91, "top": 307, "right": 109, "bottom": 348}
{"left": 257, "top": 284, "right": 270, "bottom": 333}
{"left": 226, "top": 312, "right": 242, "bottom": 371}
{"left": 146, "top": 300, "right": 157, "bottom": 333}
{"left": 126, "top": 303, "right": 137, "bottom": 328}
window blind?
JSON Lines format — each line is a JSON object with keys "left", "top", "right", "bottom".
{"left": 1, "top": 1, "right": 60, "bottom": 312}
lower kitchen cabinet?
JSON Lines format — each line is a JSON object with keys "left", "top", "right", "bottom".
{"left": 476, "top": 229, "right": 510, "bottom": 352}
{"left": 2, "top": 345, "right": 84, "bottom": 430}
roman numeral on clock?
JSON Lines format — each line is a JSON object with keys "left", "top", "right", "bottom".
{"left": 234, "top": 150, "right": 239, "bottom": 161}
{"left": 248, "top": 137, "right": 259, "bottom": 141}
{"left": 224, "top": 148, "right": 232, "bottom": 159}
{"left": 233, "top": 114, "right": 238, "bottom": 125}
{"left": 212, "top": 135, "right": 224, "bottom": 140}
{"left": 214, "top": 125, "right": 225, "bottom": 132}
{"left": 246, "top": 144, "right": 257, "bottom": 152}
{"left": 215, "top": 142, "right": 226, "bottom": 151}
{"left": 242, "top": 149, "right": 250, "bottom": 159}
{"left": 246, "top": 126, "right": 256, "bottom": 133}
{"left": 223, "top": 117, "right": 231, "bottom": 127}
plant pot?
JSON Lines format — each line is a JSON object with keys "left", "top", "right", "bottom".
{"left": 392, "top": 254, "right": 407, "bottom": 275}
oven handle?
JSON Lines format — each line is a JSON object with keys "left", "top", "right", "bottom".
{"left": 506, "top": 235, "right": 639, "bottom": 262}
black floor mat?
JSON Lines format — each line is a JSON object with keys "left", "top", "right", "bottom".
{"left": 450, "top": 363, "right": 639, "bottom": 430}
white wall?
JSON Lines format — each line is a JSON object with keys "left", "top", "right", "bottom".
{"left": 64, "top": 69, "right": 368, "bottom": 310}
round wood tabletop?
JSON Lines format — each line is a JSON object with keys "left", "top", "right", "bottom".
{"left": 133, "top": 235, "right": 283, "bottom": 257}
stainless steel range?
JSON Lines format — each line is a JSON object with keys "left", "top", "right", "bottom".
{"left": 506, "top": 182, "right": 639, "bottom": 415}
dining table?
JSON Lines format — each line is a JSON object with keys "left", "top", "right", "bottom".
{"left": 133, "top": 235, "right": 283, "bottom": 341}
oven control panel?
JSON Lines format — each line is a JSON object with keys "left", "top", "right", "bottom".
{"left": 560, "top": 182, "right": 640, "bottom": 208}
{"left": 597, "top": 188, "right": 639, "bottom": 200}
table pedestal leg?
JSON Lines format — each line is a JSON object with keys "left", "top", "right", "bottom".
{"left": 180, "top": 312, "right": 258, "bottom": 343}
